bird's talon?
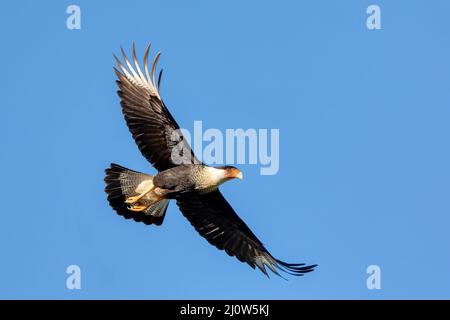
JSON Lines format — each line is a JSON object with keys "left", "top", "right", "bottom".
{"left": 128, "top": 204, "right": 149, "bottom": 212}
{"left": 125, "top": 196, "right": 140, "bottom": 204}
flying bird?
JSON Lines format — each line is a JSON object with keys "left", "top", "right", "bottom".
{"left": 104, "top": 44, "right": 317, "bottom": 278}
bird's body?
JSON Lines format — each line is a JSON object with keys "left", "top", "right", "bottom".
{"left": 104, "top": 44, "right": 317, "bottom": 278}
{"left": 154, "top": 164, "right": 241, "bottom": 196}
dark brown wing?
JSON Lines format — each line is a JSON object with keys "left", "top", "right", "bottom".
{"left": 176, "top": 190, "right": 317, "bottom": 277}
{"left": 113, "top": 44, "right": 200, "bottom": 172}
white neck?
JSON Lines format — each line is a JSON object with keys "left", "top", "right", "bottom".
{"left": 205, "top": 167, "right": 228, "bottom": 185}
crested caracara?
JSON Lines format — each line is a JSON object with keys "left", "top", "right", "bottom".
{"left": 104, "top": 44, "right": 317, "bottom": 278}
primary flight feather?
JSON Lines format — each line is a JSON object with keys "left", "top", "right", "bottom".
{"left": 104, "top": 44, "right": 317, "bottom": 277}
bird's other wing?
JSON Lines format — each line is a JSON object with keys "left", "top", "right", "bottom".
{"left": 176, "top": 190, "right": 317, "bottom": 278}
{"left": 113, "top": 44, "right": 200, "bottom": 172}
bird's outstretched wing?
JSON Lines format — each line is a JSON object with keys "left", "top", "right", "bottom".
{"left": 113, "top": 44, "right": 200, "bottom": 171}
{"left": 176, "top": 190, "right": 317, "bottom": 277}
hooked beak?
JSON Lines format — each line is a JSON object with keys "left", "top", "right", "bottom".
{"left": 225, "top": 168, "right": 243, "bottom": 180}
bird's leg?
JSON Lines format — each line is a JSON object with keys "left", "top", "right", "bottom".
{"left": 125, "top": 185, "right": 155, "bottom": 205}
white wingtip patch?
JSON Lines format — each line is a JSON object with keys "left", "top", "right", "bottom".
{"left": 115, "top": 43, "right": 161, "bottom": 99}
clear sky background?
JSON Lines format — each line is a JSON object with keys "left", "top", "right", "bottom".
{"left": 1, "top": 0, "right": 449, "bottom": 299}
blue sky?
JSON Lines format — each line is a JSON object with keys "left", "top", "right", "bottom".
{"left": 1, "top": 0, "right": 449, "bottom": 299}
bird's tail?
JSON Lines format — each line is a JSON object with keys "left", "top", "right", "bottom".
{"left": 104, "top": 163, "right": 169, "bottom": 226}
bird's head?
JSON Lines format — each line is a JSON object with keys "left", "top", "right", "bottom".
{"left": 207, "top": 165, "right": 243, "bottom": 185}
{"left": 222, "top": 166, "right": 243, "bottom": 180}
